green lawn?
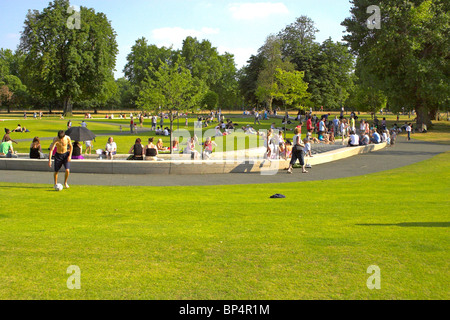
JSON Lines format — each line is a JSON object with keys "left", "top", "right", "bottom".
{"left": 0, "top": 151, "right": 448, "bottom": 299}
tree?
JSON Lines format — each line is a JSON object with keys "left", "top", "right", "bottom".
{"left": 278, "top": 15, "right": 319, "bottom": 57}
{"left": 137, "top": 61, "right": 207, "bottom": 154}
{"left": 181, "top": 37, "right": 240, "bottom": 109}
{"left": 124, "top": 38, "right": 179, "bottom": 87}
{"left": 240, "top": 16, "right": 355, "bottom": 110}
{"left": 0, "top": 85, "right": 13, "bottom": 113}
{"left": 201, "top": 91, "right": 219, "bottom": 112}
{"left": 312, "top": 39, "right": 355, "bottom": 109}
{"left": 19, "top": 0, "right": 118, "bottom": 116}
{"left": 0, "top": 75, "right": 29, "bottom": 112}
{"left": 272, "top": 68, "right": 310, "bottom": 109}
{"left": 238, "top": 54, "right": 265, "bottom": 106}
{"left": 342, "top": 0, "right": 450, "bottom": 127}
{"left": 255, "top": 35, "right": 295, "bottom": 111}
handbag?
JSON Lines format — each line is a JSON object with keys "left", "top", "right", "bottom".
{"left": 294, "top": 144, "right": 304, "bottom": 152}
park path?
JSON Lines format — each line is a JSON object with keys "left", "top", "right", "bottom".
{"left": 0, "top": 136, "right": 448, "bottom": 187}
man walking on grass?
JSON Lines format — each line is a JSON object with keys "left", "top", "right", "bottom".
{"left": 48, "top": 130, "right": 73, "bottom": 189}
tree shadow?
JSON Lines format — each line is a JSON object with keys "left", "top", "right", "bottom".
{"left": 356, "top": 222, "right": 450, "bottom": 228}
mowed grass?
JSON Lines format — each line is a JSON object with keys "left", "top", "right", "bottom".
{"left": 0, "top": 152, "right": 449, "bottom": 299}
{"left": 408, "top": 121, "right": 450, "bottom": 145}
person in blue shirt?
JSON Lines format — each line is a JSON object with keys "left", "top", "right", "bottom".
{"left": 371, "top": 130, "right": 381, "bottom": 144}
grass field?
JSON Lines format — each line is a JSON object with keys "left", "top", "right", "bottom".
{"left": 0, "top": 150, "right": 448, "bottom": 299}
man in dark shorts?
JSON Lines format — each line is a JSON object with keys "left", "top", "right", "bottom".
{"left": 48, "top": 130, "right": 73, "bottom": 189}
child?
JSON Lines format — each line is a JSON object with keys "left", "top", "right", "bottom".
{"left": 303, "top": 138, "right": 313, "bottom": 169}
{"left": 303, "top": 138, "right": 313, "bottom": 157}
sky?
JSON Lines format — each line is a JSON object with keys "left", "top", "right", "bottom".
{"left": 0, "top": 0, "right": 353, "bottom": 79}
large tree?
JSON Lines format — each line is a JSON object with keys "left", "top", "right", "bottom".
{"left": 255, "top": 35, "right": 295, "bottom": 111}
{"left": 342, "top": 0, "right": 450, "bottom": 127}
{"left": 19, "top": 0, "right": 118, "bottom": 116}
{"left": 181, "top": 37, "right": 240, "bottom": 109}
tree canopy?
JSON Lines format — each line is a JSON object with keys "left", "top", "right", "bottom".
{"left": 342, "top": 0, "right": 450, "bottom": 126}
{"left": 19, "top": 0, "right": 118, "bottom": 116}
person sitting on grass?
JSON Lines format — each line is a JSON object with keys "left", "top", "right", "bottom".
{"left": 128, "top": 138, "right": 144, "bottom": 161}
{"left": 71, "top": 141, "right": 85, "bottom": 160}
{"left": 13, "top": 124, "right": 29, "bottom": 133}
{"left": 156, "top": 139, "right": 168, "bottom": 151}
{"left": 215, "top": 124, "right": 223, "bottom": 137}
{"left": 144, "top": 137, "right": 158, "bottom": 160}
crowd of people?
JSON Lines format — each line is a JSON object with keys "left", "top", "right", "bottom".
{"left": 1, "top": 108, "right": 416, "bottom": 167}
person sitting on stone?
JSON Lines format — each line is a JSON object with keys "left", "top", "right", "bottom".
{"left": 30, "top": 137, "right": 45, "bottom": 159}
{"left": 71, "top": 141, "right": 85, "bottom": 160}
{"left": 0, "top": 136, "right": 18, "bottom": 158}
{"left": 2, "top": 128, "right": 18, "bottom": 144}
{"left": 359, "top": 132, "right": 370, "bottom": 146}
{"left": 348, "top": 131, "right": 360, "bottom": 147}
{"left": 104, "top": 137, "right": 117, "bottom": 160}
{"left": 144, "top": 137, "right": 158, "bottom": 160}
{"left": 128, "top": 138, "right": 144, "bottom": 160}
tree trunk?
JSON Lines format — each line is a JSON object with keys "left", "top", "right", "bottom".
{"left": 63, "top": 96, "right": 73, "bottom": 117}
{"left": 415, "top": 105, "right": 432, "bottom": 129}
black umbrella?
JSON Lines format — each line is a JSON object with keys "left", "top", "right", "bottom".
{"left": 65, "top": 127, "right": 96, "bottom": 142}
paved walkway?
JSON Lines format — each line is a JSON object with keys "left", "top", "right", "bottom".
{"left": 0, "top": 137, "right": 448, "bottom": 186}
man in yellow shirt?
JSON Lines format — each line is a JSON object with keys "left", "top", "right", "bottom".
{"left": 48, "top": 130, "right": 73, "bottom": 189}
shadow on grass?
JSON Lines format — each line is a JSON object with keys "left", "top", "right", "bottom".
{"left": 356, "top": 222, "right": 450, "bottom": 228}
{"left": 0, "top": 186, "right": 49, "bottom": 190}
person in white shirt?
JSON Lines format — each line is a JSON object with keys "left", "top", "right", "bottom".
{"left": 104, "top": 137, "right": 117, "bottom": 160}
{"left": 163, "top": 128, "right": 169, "bottom": 136}
{"left": 348, "top": 131, "right": 360, "bottom": 146}
{"left": 406, "top": 123, "right": 412, "bottom": 141}
{"left": 319, "top": 118, "right": 326, "bottom": 134}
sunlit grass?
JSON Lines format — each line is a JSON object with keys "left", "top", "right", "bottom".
{"left": 0, "top": 152, "right": 448, "bottom": 299}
